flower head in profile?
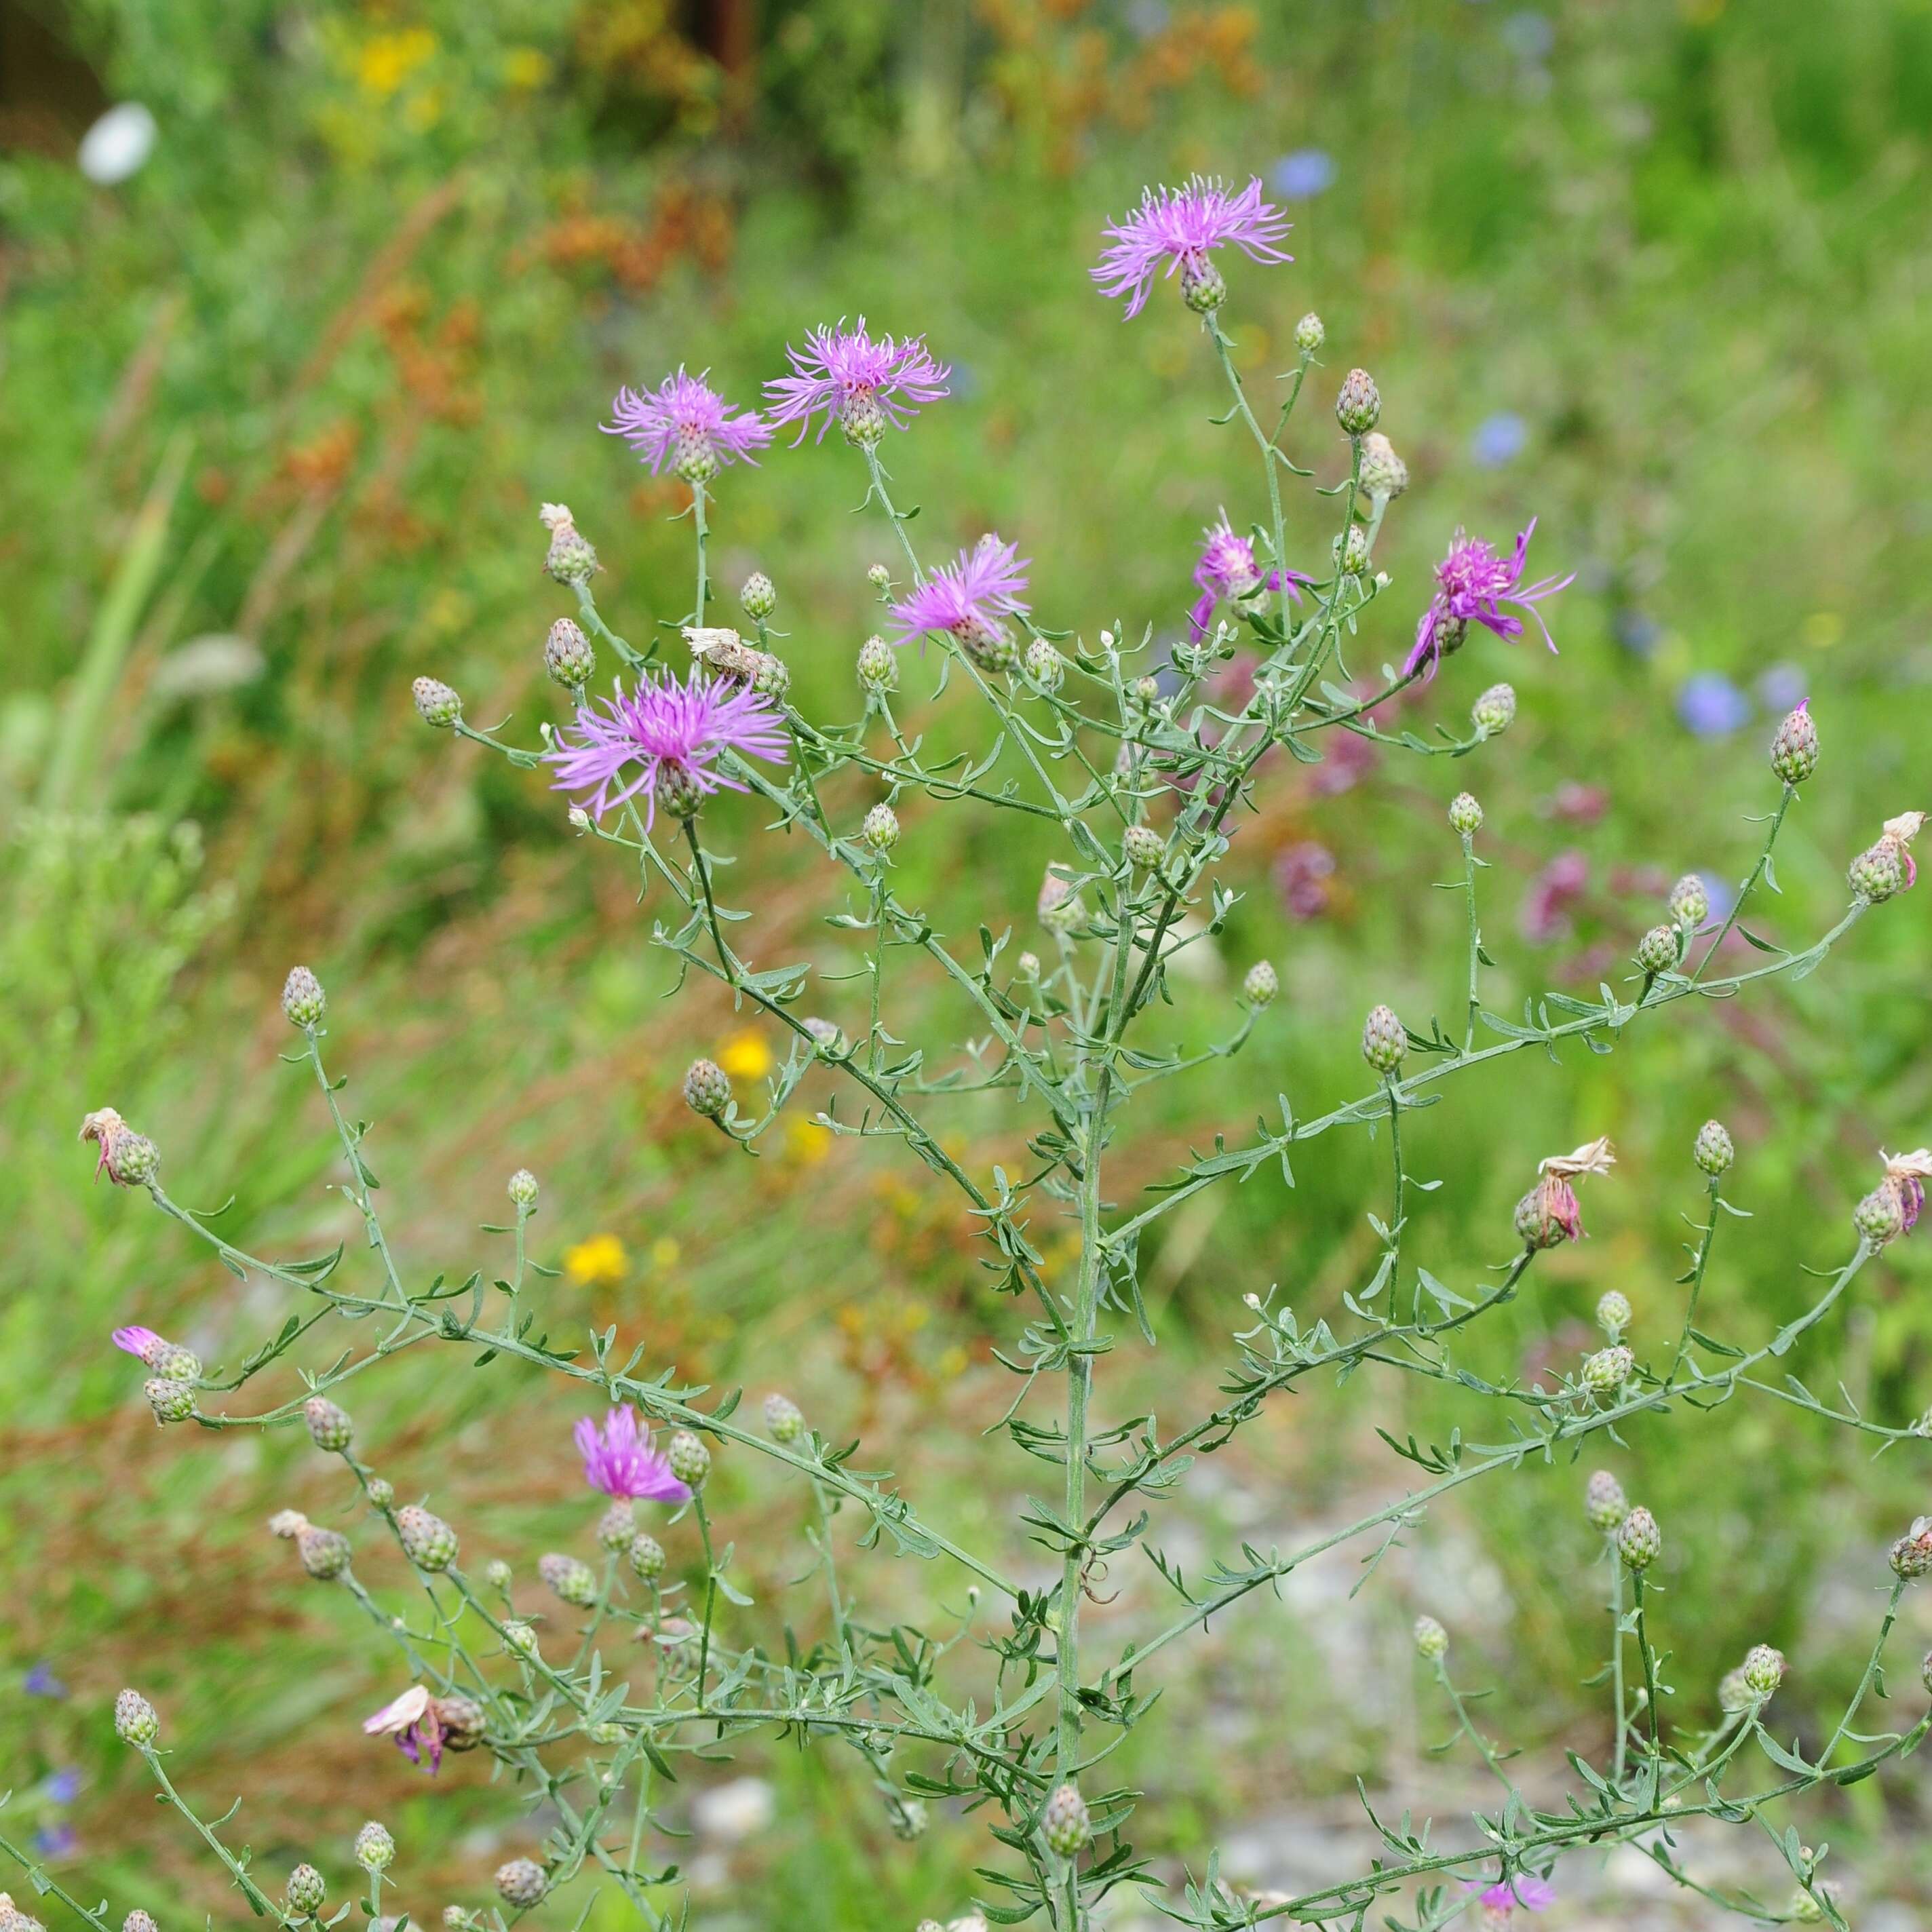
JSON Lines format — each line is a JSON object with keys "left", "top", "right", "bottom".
{"left": 764, "top": 317, "right": 950, "bottom": 446}
{"left": 575, "top": 1407, "right": 691, "bottom": 1505}
{"left": 1094, "top": 175, "right": 1292, "bottom": 319}
{"left": 1878, "top": 1148, "right": 1932, "bottom": 1238}
{"left": 602, "top": 369, "right": 771, "bottom": 483}
{"left": 111, "top": 1326, "right": 167, "bottom": 1367}
{"left": 889, "top": 536, "right": 1030, "bottom": 671}
{"left": 1883, "top": 811, "right": 1925, "bottom": 888}
{"left": 1407, "top": 519, "right": 1574, "bottom": 679}
{"left": 545, "top": 670, "right": 789, "bottom": 826}
{"left": 1189, "top": 514, "right": 1307, "bottom": 638}
{"left": 1515, "top": 1138, "right": 1615, "bottom": 1249}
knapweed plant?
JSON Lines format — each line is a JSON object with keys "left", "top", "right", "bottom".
{"left": 14, "top": 174, "right": 1932, "bottom": 1932}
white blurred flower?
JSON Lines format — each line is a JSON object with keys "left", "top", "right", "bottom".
{"left": 691, "top": 1776, "right": 775, "bottom": 1843}
{"left": 79, "top": 104, "right": 157, "bottom": 185}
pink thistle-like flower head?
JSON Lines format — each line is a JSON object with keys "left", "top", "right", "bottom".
{"left": 1407, "top": 519, "right": 1574, "bottom": 679}
{"left": 112, "top": 1326, "right": 168, "bottom": 1367}
{"left": 889, "top": 535, "right": 1030, "bottom": 672}
{"left": 1187, "top": 513, "right": 1307, "bottom": 638}
{"left": 1879, "top": 1148, "right": 1932, "bottom": 1237}
{"left": 1094, "top": 175, "right": 1292, "bottom": 320}
{"left": 602, "top": 368, "right": 771, "bottom": 484}
{"left": 363, "top": 1684, "right": 445, "bottom": 1773}
{"left": 544, "top": 669, "right": 789, "bottom": 828}
{"left": 574, "top": 1406, "right": 692, "bottom": 1505}
{"left": 764, "top": 317, "right": 951, "bottom": 447}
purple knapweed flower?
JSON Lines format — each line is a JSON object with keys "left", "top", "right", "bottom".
{"left": 1093, "top": 174, "right": 1292, "bottom": 319}
{"left": 111, "top": 1326, "right": 167, "bottom": 1367}
{"left": 1519, "top": 849, "right": 1589, "bottom": 944}
{"left": 1408, "top": 519, "right": 1572, "bottom": 678}
{"left": 602, "top": 368, "right": 771, "bottom": 483}
{"left": 1189, "top": 514, "right": 1307, "bottom": 638}
{"left": 1271, "top": 149, "right": 1336, "bottom": 200}
{"left": 545, "top": 670, "right": 789, "bottom": 827}
{"left": 763, "top": 317, "right": 950, "bottom": 446}
{"left": 24, "top": 1663, "right": 66, "bottom": 1699}
{"left": 889, "top": 535, "right": 1030, "bottom": 672}
{"left": 1678, "top": 671, "right": 1752, "bottom": 739}
{"left": 1470, "top": 412, "right": 1528, "bottom": 468}
{"left": 1878, "top": 1150, "right": 1932, "bottom": 1238}
{"left": 575, "top": 1406, "right": 691, "bottom": 1505}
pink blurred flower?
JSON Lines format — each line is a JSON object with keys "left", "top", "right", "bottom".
{"left": 1519, "top": 850, "right": 1589, "bottom": 944}
{"left": 1274, "top": 841, "right": 1336, "bottom": 921}
{"left": 1465, "top": 1874, "right": 1556, "bottom": 1916}
{"left": 575, "top": 1407, "right": 691, "bottom": 1504}
{"left": 1310, "top": 728, "right": 1379, "bottom": 797}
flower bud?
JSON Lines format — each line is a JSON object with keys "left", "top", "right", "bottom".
{"left": 296, "top": 1526, "right": 352, "bottom": 1580}
{"left": 1891, "top": 1515, "right": 1932, "bottom": 1580}
{"left": 354, "top": 1822, "right": 395, "bottom": 1872}
{"left": 1595, "top": 1290, "right": 1631, "bottom": 1338}
{"left": 739, "top": 573, "right": 777, "bottom": 621}
{"left": 1584, "top": 1469, "right": 1629, "bottom": 1533}
{"left": 366, "top": 1477, "right": 394, "bottom": 1511}
{"left": 482, "top": 1558, "right": 512, "bottom": 1593}
{"left": 1741, "top": 1644, "right": 1785, "bottom": 1700}
{"left": 1718, "top": 1663, "right": 1753, "bottom": 1713}
{"left": 122, "top": 1914, "right": 157, "bottom": 1932}
{"left": 1769, "top": 699, "right": 1817, "bottom": 785}
{"left": 1038, "top": 871, "right": 1084, "bottom": 936}
{"left": 494, "top": 1859, "right": 547, "bottom": 1910}
{"left": 395, "top": 1505, "right": 458, "bottom": 1572}
{"left": 1333, "top": 524, "right": 1371, "bottom": 576}
{"left": 507, "top": 1168, "right": 539, "bottom": 1210}
{"left": 412, "top": 677, "right": 461, "bottom": 729}
{"left": 1849, "top": 838, "right": 1906, "bottom": 904}
{"left": 596, "top": 1500, "right": 637, "bottom": 1551}
{"left": 1854, "top": 1182, "right": 1907, "bottom": 1250}
{"left": 1131, "top": 674, "right": 1162, "bottom": 706}
{"left": 1181, "top": 260, "right": 1227, "bottom": 314}
{"left": 538, "top": 1553, "right": 598, "bottom": 1609}
{"left": 1471, "top": 682, "right": 1516, "bottom": 735}
{"left": 1293, "top": 312, "right": 1326, "bottom": 352}
{"left": 1242, "top": 960, "right": 1279, "bottom": 1009}
{"left": 803, "top": 1016, "right": 847, "bottom": 1058}
{"left": 114, "top": 1688, "right": 159, "bottom": 1747}
{"left": 1360, "top": 1003, "right": 1406, "bottom": 1075}
{"left": 1016, "top": 951, "right": 1041, "bottom": 981}
{"left": 144, "top": 1377, "right": 193, "bottom": 1424}
{"left": 502, "top": 1621, "right": 537, "bottom": 1657}
{"left": 155, "top": 1343, "right": 199, "bottom": 1381}
{"left": 588, "top": 1720, "right": 625, "bottom": 1746}
{"left": 856, "top": 634, "right": 897, "bottom": 693}
{"left": 1335, "top": 368, "right": 1380, "bottom": 436}
{"left": 1023, "top": 637, "right": 1066, "bottom": 693}
{"left": 1615, "top": 1505, "right": 1661, "bottom": 1572}
{"left": 1667, "top": 873, "right": 1709, "bottom": 931}
{"left": 107, "top": 1132, "right": 160, "bottom": 1188}
{"left": 1448, "top": 792, "right": 1483, "bottom": 836}
{"left": 862, "top": 803, "right": 901, "bottom": 853}
{"left": 667, "top": 1429, "right": 710, "bottom": 1488}
{"left": 286, "top": 1866, "right": 326, "bottom": 1918}
{"left": 1635, "top": 923, "right": 1681, "bottom": 975}
{"left": 543, "top": 618, "right": 594, "bottom": 689}
{"left": 539, "top": 503, "right": 596, "bottom": 585}
{"left": 282, "top": 966, "right": 326, "bottom": 1028}
{"left": 655, "top": 762, "right": 706, "bottom": 819}
{"left": 1042, "top": 1783, "right": 1089, "bottom": 1857}
{"left": 441, "top": 1909, "right": 467, "bottom": 1930}
{"left": 1123, "top": 825, "right": 1164, "bottom": 872}
{"left": 764, "top": 1393, "right": 805, "bottom": 1443}
{"left": 1693, "top": 1120, "right": 1734, "bottom": 1176}
{"left": 866, "top": 563, "right": 892, "bottom": 596}
{"left": 886, "top": 1795, "right": 929, "bottom": 1841}
{"left": 682, "top": 1058, "right": 732, "bottom": 1118}
{"left": 627, "top": 1532, "right": 666, "bottom": 1581}
{"left": 304, "top": 1396, "right": 353, "bottom": 1453}
{"left": 1412, "top": 1614, "right": 1448, "bottom": 1660}
{"left": 1581, "top": 1345, "right": 1634, "bottom": 1395}
{"left": 1359, "top": 431, "right": 1408, "bottom": 501}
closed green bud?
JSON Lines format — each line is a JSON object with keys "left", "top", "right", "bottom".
{"left": 1616, "top": 1505, "right": 1661, "bottom": 1571}
{"left": 1333, "top": 523, "right": 1371, "bottom": 575}
{"left": 1581, "top": 1345, "right": 1634, "bottom": 1395}
{"left": 483, "top": 1558, "right": 512, "bottom": 1592}
{"left": 1635, "top": 923, "right": 1681, "bottom": 975}
{"left": 1359, "top": 432, "right": 1408, "bottom": 501}
{"left": 366, "top": 1477, "right": 394, "bottom": 1511}
{"left": 354, "top": 1822, "right": 395, "bottom": 1872}
{"left": 597, "top": 1501, "right": 636, "bottom": 1551}
{"left": 682, "top": 1058, "right": 732, "bottom": 1117}
{"left": 544, "top": 618, "right": 594, "bottom": 689}
{"left": 1693, "top": 1120, "right": 1734, "bottom": 1176}
{"left": 1041, "top": 1783, "right": 1089, "bottom": 1857}
{"left": 1849, "top": 838, "right": 1906, "bottom": 904}
{"left": 1667, "top": 872, "right": 1709, "bottom": 930}
{"left": 1769, "top": 701, "right": 1817, "bottom": 785}
{"left": 857, "top": 634, "right": 897, "bottom": 693}
{"left": 1585, "top": 1469, "right": 1628, "bottom": 1533}
{"left": 763, "top": 1392, "right": 805, "bottom": 1443}
{"left": 304, "top": 1396, "right": 353, "bottom": 1452}
{"left": 1741, "top": 1644, "right": 1785, "bottom": 1700}
{"left": 1447, "top": 792, "right": 1483, "bottom": 836}
{"left": 667, "top": 1429, "right": 710, "bottom": 1488}
{"left": 296, "top": 1526, "right": 352, "bottom": 1580}
{"left": 412, "top": 677, "right": 461, "bottom": 729}
{"left": 395, "top": 1505, "right": 458, "bottom": 1572}
{"left": 1181, "top": 260, "right": 1226, "bottom": 314}
{"left": 286, "top": 1867, "right": 324, "bottom": 1917}
{"left": 540, "top": 503, "right": 597, "bottom": 585}
{"left": 114, "top": 1688, "right": 160, "bottom": 1747}
{"left": 1412, "top": 1614, "right": 1448, "bottom": 1660}
{"left": 539, "top": 1552, "right": 598, "bottom": 1609}
{"left": 502, "top": 1621, "right": 537, "bottom": 1657}
{"left": 1595, "top": 1290, "right": 1632, "bottom": 1338}
{"left": 144, "top": 1377, "right": 194, "bottom": 1424}
{"left": 282, "top": 966, "right": 327, "bottom": 1028}
{"left": 1855, "top": 1182, "right": 1907, "bottom": 1248}
{"left": 866, "top": 563, "right": 892, "bottom": 596}
{"left": 1293, "top": 312, "right": 1325, "bottom": 352}
{"left": 1891, "top": 1516, "right": 1932, "bottom": 1579}
{"left": 1242, "top": 960, "right": 1279, "bottom": 1009}
{"left": 862, "top": 803, "right": 901, "bottom": 853}
{"left": 739, "top": 573, "right": 777, "bottom": 621}
{"left": 1361, "top": 1003, "right": 1406, "bottom": 1075}
{"left": 494, "top": 1859, "right": 547, "bottom": 1910}
{"left": 1123, "top": 825, "right": 1164, "bottom": 872}
{"left": 507, "top": 1168, "right": 539, "bottom": 1210}
{"left": 1471, "top": 682, "right": 1517, "bottom": 735}
{"left": 627, "top": 1532, "right": 666, "bottom": 1581}
{"left": 1335, "top": 368, "right": 1380, "bottom": 435}
{"left": 1023, "top": 637, "right": 1066, "bottom": 693}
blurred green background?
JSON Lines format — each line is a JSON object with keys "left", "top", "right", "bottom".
{"left": 5, "top": 0, "right": 1932, "bottom": 1923}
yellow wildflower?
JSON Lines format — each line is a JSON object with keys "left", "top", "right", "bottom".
{"left": 785, "top": 1118, "right": 832, "bottom": 1165}
{"left": 564, "top": 1233, "right": 627, "bottom": 1288}
{"left": 718, "top": 1029, "right": 773, "bottom": 1081}
{"left": 355, "top": 28, "right": 436, "bottom": 98}
{"left": 502, "top": 46, "right": 553, "bottom": 91}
